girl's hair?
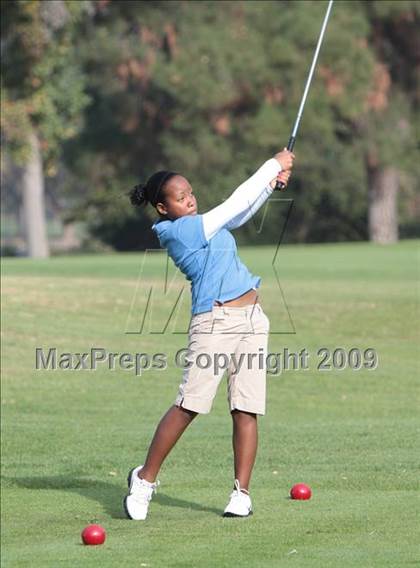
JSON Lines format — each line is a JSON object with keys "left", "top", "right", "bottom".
{"left": 129, "top": 170, "right": 178, "bottom": 208}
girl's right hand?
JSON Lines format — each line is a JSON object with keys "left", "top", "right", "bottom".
{"left": 270, "top": 170, "right": 291, "bottom": 189}
{"left": 274, "top": 148, "right": 295, "bottom": 171}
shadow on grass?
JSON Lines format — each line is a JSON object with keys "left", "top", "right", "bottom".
{"left": 3, "top": 475, "right": 222, "bottom": 518}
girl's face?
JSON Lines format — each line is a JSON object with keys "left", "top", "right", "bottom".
{"left": 156, "top": 175, "right": 197, "bottom": 220}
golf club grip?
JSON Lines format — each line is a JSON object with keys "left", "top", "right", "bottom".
{"left": 275, "top": 136, "right": 296, "bottom": 191}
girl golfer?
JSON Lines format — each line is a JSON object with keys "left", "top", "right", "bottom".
{"left": 124, "top": 149, "right": 294, "bottom": 519}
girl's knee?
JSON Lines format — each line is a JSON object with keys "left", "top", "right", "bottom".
{"left": 176, "top": 405, "right": 198, "bottom": 420}
{"left": 231, "top": 409, "right": 257, "bottom": 422}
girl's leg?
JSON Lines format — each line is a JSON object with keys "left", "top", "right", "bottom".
{"left": 139, "top": 405, "right": 197, "bottom": 483}
{"left": 231, "top": 409, "right": 258, "bottom": 491}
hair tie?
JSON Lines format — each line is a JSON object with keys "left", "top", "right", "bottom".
{"left": 147, "top": 170, "right": 178, "bottom": 207}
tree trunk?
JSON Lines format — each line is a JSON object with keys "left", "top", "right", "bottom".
{"left": 368, "top": 166, "right": 399, "bottom": 244}
{"left": 21, "top": 131, "right": 50, "bottom": 257}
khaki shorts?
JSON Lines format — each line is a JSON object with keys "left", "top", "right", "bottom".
{"left": 175, "top": 303, "right": 270, "bottom": 415}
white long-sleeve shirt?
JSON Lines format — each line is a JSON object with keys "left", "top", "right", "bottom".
{"left": 202, "top": 158, "right": 281, "bottom": 241}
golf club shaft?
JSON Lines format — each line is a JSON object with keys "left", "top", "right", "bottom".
{"left": 276, "top": 0, "right": 334, "bottom": 190}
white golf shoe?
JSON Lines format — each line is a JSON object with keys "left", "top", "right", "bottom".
{"left": 223, "top": 479, "right": 253, "bottom": 517}
{"left": 123, "top": 465, "right": 159, "bottom": 520}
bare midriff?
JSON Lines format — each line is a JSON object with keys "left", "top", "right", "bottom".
{"left": 213, "top": 288, "right": 259, "bottom": 308}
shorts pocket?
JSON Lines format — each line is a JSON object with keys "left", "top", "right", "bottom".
{"left": 255, "top": 305, "right": 270, "bottom": 332}
{"left": 189, "top": 312, "right": 214, "bottom": 335}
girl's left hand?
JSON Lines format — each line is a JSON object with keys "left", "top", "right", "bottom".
{"left": 270, "top": 170, "right": 291, "bottom": 189}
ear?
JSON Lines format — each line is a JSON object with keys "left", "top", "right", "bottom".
{"left": 156, "top": 202, "right": 167, "bottom": 216}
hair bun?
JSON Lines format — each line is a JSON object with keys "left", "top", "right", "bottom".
{"left": 129, "top": 183, "right": 148, "bottom": 207}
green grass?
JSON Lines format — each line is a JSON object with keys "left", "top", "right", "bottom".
{"left": 1, "top": 241, "right": 419, "bottom": 567}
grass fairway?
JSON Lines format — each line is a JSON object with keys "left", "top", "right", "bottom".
{"left": 1, "top": 240, "right": 419, "bottom": 567}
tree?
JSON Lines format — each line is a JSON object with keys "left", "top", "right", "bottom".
{"left": 1, "top": 0, "right": 90, "bottom": 257}
{"left": 362, "top": 0, "right": 420, "bottom": 243}
{"left": 37, "top": 0, "right": 419, "bottom": 250}
{"left": 67, "top": 0, "right": 375, "bottom": 248}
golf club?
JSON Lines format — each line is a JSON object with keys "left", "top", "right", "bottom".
{"left": 276, "top": 0, "right": 334, "bottom": 190}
